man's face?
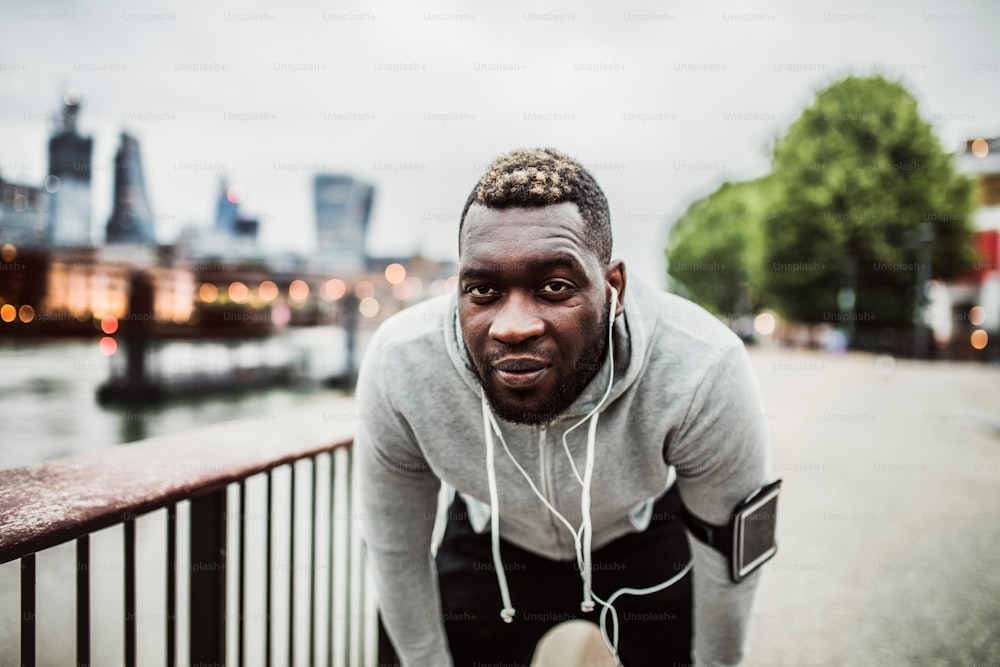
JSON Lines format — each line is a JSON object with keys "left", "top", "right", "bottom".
{"left": 458, "top": 202, "right": 624, "bottom": 425}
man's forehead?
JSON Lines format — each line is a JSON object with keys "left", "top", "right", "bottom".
{"left": 459, "top": 252, "right": 587, "bottom": 278}
{"left": 462, "top": 201, "right": 583, "bottom": 237}
{"left": 459, "top": 202, "right": 593, "bottom": 258}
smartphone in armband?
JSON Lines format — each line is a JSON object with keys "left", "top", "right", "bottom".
{"left": 681, "top": 479, "right": 782, "bottom": 583}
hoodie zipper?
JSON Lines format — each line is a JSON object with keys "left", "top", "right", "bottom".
{"left": 537, "top": 425, "right": 564, "bottom": 552}
{"left": 538, "top": 425, "right": 549, "bottom": 499}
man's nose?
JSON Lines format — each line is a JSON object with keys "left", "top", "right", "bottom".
{"left": 489, "top": 293, "right": 544, "bottom": 345}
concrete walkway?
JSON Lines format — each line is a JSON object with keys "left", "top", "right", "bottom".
{"left": 533, "top": 347, "right": 1000, "bottom": 667}
{"left": 745, "top": 346, "right": 1000, "bottom": 666}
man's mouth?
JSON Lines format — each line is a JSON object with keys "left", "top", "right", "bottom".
{"left": 492, "top": 358, "right": 550, "bottom": 388}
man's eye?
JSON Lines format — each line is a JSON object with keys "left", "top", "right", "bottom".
{"left": 467, "top": 285, "right": 497, "bottom": 297}
{"left": 539, "top": 282, "right": 571, "bottom": 294}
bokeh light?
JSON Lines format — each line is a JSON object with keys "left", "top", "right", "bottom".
{"left": 971, "top": 138, "right": 989, "bottom": 158}
{"left": 754, "top": 312, "right": 776, "bottom": 336}
{"left": 1, "top": 244, "right": 16, "bottom": 263}
{"left": 289, "top": 279, "right": 310, "bottom": 302}
{"left": 970, "top": 329, "right": 988, "bottom": 350}
{"left": 227, "top": 184, "right": 245, "bottom": 204}
{"left": 258, "top": 280, "right": 278, "bottom": 302}
{"left": 99, "top": 337, "right": 118, "bottom": 355}
{"left": 18, "top": 305, "right": 35, "bottom": 323}
{"left": 228, "top": 281, "right": 249, "bottom": 304}
{"left": 0, "top": 304, "right": 15, "bottom": 323}
{"left": 324, "top": 278, "right": 346, "bottom": 300}
{"left": 359, "top": 296, "right": 380, "bottom": 318}
{"left": 101, "top": 315, "right": 118, "bottom": 334}
{"left": 384, "top": 263, "right": 406, "bottom": 285}
{"left": 969, "top": 305, "right": 985, "bottom": 327}
{"left": 199, "top": 283, "right": 219, "bottom": 303}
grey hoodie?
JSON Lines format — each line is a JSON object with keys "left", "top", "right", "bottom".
{"left": 356, "top": 276, "right": 773, "bottom": 666}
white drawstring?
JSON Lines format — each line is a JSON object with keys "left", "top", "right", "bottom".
{"left": 579, "top": 409, "right": 599, "bottom": 613}
{"left": 482, "top": 391, "right": 516, "bottom": 623}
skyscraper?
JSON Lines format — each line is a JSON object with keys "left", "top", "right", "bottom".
{"left": 106, "top": 132, "right": 156, "bottom": 245}
{"left": 313, "top": 174, "right": 374, "bottom": 272}
{"left": 214, "top": 177, "right": 239, "bottom": 235}
{"left": 47, "top": 91, "right": 93, "bottom": 245}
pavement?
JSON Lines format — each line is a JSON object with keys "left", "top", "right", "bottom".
{"left": 744, "top": 346, "right": 1000, "bottom": 667}
{"left": 534, "top": 346, "right": 1000, "bottom": 667}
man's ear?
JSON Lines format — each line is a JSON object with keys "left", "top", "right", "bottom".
{"left": 605, "top": 260, "right": 626, "bottom": 318}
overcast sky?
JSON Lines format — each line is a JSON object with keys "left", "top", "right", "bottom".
{"left": 1, "top": 0, "right": 998, "bottom": 285}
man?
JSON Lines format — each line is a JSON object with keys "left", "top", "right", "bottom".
{"left": 357, "top": 148, "right": 775, "bottom": 666}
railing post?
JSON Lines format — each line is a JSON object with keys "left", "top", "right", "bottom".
{"left": 167, "top": 504, "right": 177, "bottom": 667}
{"left": 189, "top": 488, "right": 227, "bottom": 665}
{"left": 21, "top": 554, "right": 35, "bottom": 667}
{"left": 124, "top": 516, "right": 137, "bottom": 667}
{"left": 77, "top": 536, "right": 90, "bottom": 666}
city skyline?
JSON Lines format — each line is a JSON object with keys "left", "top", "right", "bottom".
{"left": 1, "top": 0, "right": 998, "bottom": 285}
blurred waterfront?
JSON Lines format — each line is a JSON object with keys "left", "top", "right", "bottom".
{"left": 0, "top": 332, "right": 357, "bottom": 470}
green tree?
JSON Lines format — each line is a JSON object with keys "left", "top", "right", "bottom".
{"left": 762, "top": 75, "right": 976, "bottom": 330}
{"left": 666, "top": 178, "right": 771, "bottom": 318}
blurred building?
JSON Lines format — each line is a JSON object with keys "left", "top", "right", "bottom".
{"left": 0, "top": 245, "right": 195, "bottom": 336}
{"left": 46, "top": 93, "right": 93, "bottom": 245}
{"left": 313, "top": 174, "right": 374, "bottom": 273}
{"left": 233, "top": 216, "right": 259, "bottom": 240}
{"left": 218, "top": 180, "right": 259, "bottom": 242}
{"left": 175, "top": 178, "right": 260, "bottom": 264}
{"left": 927, "top": 137, "right": 999, "bottom": 357}
{"left": 214, "top": 177, "right": 239, "bottom": 235}
{"left": 106, "top": 132, "right": 156, "bottom": 245}
{"left": 958, "top": 137, "right": 1000, "bottom": 206}
{"left": 0, "top": 178, "right": 48, "bottom": 247}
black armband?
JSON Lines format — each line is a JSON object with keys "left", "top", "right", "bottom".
{"left": 680, "top": 479, "right": 781, "bottom": 583}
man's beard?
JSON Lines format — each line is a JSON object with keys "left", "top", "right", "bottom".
{"left": 475, "top": 308, "right": 610, "bottom": 425}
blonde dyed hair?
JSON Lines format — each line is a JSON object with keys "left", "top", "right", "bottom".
{"left": 460, "top": 148, "right": 612, "bottom": 264}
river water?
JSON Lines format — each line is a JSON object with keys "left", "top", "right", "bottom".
{"left": 0, "top": 331, "right": 353, "bottom": 471}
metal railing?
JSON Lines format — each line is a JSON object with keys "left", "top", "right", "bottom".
{"left": 0, "top": 396, "right": 378, "bottom": 667}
